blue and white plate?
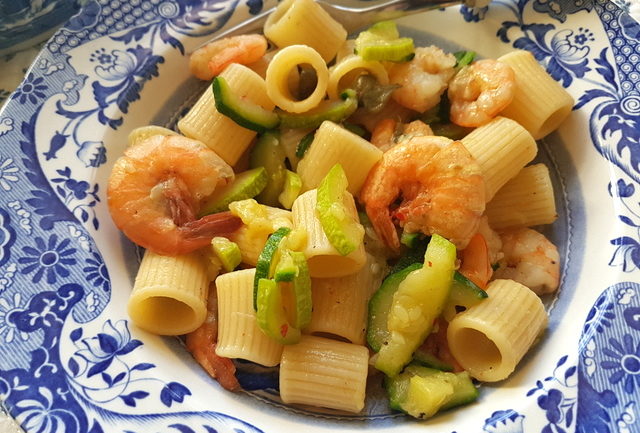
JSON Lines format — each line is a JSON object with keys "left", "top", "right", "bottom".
{"left": 1, "top": 1, "right": 640, "bottom": 432}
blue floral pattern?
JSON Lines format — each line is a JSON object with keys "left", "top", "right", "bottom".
{"left": 1, "top": 0, "right": 639, "bottom": 431}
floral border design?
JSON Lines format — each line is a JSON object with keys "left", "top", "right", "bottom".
{"left": 0, "top": 0, "right": 639, "bottom": 431}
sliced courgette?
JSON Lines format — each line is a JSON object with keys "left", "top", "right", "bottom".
{"left": 316, "top": 164, "right": 365, "bottom": 256}
{"left": 278, "top": 169, "right": 302, "bottom": 210}
{"left": 212, "top": 76, "right": 280, "bottom": 133}
{"left": 278, "top": 89, "right": 358, "bottom": 129}
{"left": 367, "top": 263, "right": 422, "bottom": 352}
{"left": 199, "top": 167, "right": 267, "bottom": 216}
{"left": 355, "top": 21, "right": 415, "bottom": 63}
{"left": 250, "top": 132, "right": 287, "bottom": 207}
{"left": 375, "top": 235, "right": 456, "bottom": 377}
{"left": 253, "top": 227, "right": 291, "bottom": 310}
{"left": 384, "top": 364, "right": 478, "bottom": 418}
{"left": 211, "top": 237, "right": 241, "bottom": 272}
{"left": 442, "top": 272, "right": 488, "bottom": 320}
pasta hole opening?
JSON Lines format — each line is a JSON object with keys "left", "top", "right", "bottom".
{"left": 296, "top": 64, "right": 318, "bottom": 100}
{"left": 536, "top": 105, "right": 572, "bottom": 139}
{"left": 136, "top": 296, "right": 196, "bottom": 334}
{"left": 452, "top": 327, "right": 502, "bottom": 372}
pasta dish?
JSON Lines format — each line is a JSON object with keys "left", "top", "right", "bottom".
{"left": 106, "top": 0, "right": 573, "bottom": 420}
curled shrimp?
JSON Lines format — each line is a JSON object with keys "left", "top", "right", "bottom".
{"left": 107, "top": 135, "right": 241, "bottom": 256}
{"left": 388, "top": 46, "right": 456, "bottom": 113}
{"left": 189, "top": 34, "right": 268, "bottom": 80}
{"left": 370, "top": 119, "right": 433, "bottom": 152}
{"left": 493, "top": 227, "right": 560, "bottom": 295}
{"left": 448, "top": 59, "right": 516, "bottom": 127}
{"left": 360, "top": 135, "right": 485, "bottom": 252}
{"left": 186, "top": 286, "right": 240, "bottom": 391}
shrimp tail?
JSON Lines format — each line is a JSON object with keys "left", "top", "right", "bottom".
{"left": 163, "top": 177, "right": 198, "bottom": 226}
{"left": 180, "top": 211, "right": 243, "bottom": 242}
{"left": 367, "top": 205, "right": 401, "bottom": 253}
{"left": 186, "top": 289, "right": 241, "bottom": 391}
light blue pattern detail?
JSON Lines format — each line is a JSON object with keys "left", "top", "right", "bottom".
{"left": 577, "top": 283, "right": 640, "bottom": 433}
{"left": 0, "top": 156, "right": 19, "bottom": 191}
{"left": 483, "top": 409, "right": 525, "bottom": 433}
{"left": 0, "top": 118, "right": 14, "bottom": 137}
{"left": 526, "top": 355, "right": 577, "bottom": 433}
{"left": 67, "top": 319, "right": 191, "bottom": 409}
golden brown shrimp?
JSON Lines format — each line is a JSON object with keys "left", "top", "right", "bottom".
{"left": 388, "top": 46, "right": 456, "bottom": 113}
{"left": 360, "top": 135, "right": 485, "bottom": 252}
{"left": 493, "top": 227, "right": 560, "bottom": 295}
{"left": 189, "top": 34, "right": 268, "bottom": 80}
{"left": 107, "top": 135, "right": 241, "bottom": 256}
{"left": 448, "top": 59, "right": 516, "bottom": 127}
{"left": 186, "top": 286, "right": 240, "bottom": 391}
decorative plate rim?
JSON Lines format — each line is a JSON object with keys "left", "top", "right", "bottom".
{"left": 1, "top": 1, "right": 640, "bottom": 432}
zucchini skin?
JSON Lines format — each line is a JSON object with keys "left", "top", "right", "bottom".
{"left": 212, "top": 76, "right": 279, "bottom": 133}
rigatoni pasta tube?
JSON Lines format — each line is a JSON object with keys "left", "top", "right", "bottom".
{"left": 486, "top": 163, "right": 557, "bottom": 230}
{"left": 498, "top": 50, "right": 574, "bottom": 139}
{"left": 292, "top": 189, "right": 366, "bottom": 278}
{"left": 215, "top": 269, "right": 283, "bottom": 366}
{"left": 128, "top": 250, "right": 211, "bottom": 335}
{"left": 447, "top": 279, "right": 548, "bottom": 382}
{"left": 297, "top": 121, "right": 383, "bottom": 195}
{"left": 279, "top": 335, "right": 369, "bottom": 413}
{"left": 264, "top": 0, "right": 347, "bottom": 62}
{"left": 460, "top": 116, "right": 537, "bottom": 202}
{"left": 327, "top": 55, "right": 389, "bottom": 100}
{"left": 265, "top": 45, "right": 329, "bottom": 113}
{"left": 305, "top": 256, "right": 379, "bottom": 344}
{"left": 178, "top": 64, "right": 273, "bottom": 165}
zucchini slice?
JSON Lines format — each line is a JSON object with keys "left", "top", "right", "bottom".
{"left": 212, "top": 76, "right": 279, "bottom": 133}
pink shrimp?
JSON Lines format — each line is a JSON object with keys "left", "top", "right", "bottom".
{"left": 186, "top": 286, "right": 240, "bottom": 391}
{"left": 360, "top": 135, "right": 485, "bottom": 252}
{"left": 388, "top": 46, "right": 457, "bottom": 113}
{"left": 448, "top": 59, "right": 516, "bottom": 127}
{"left": 493, "top": 227, "right": 560, "bottom": 295}
{"left": 189, "top": 34, "right": 268, "bottom": 80}
{"left": 107, "top": 134, "right": 241, "bottom": 256}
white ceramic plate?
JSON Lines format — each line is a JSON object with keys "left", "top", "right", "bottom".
{"left": 1, "top": 1, "right": 640, "bottom": 432}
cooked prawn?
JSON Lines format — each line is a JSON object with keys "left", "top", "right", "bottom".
{"left": 388, "top": 46, "right": 456, "bottom": 113}
{"left": 189, "top": 34, "right": 268, "bottom": 80}
{"left": 448, "top": 59, "right": 516, "bottom": 127}
{"left": 476, "top": 215, "right": 503, "bottom": 265}
{"left": 370, "top": 119, "right": 433, "bottom": 152}
{"left": 107, "top": 135, "right": 241, "bottom": 256}
{"left": 360, "top": 135, "right": 485, "bottom": 252}
{"left": 493, "top": 227, "right": 560, "bottom": 295}
{"left": 186, "top": 286, "right": 240, "bottom": 391}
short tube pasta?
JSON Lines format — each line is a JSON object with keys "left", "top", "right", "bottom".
{"left": 460, "top": 116, "right": 538, "bottom": 202}
{"left": 264, "top": 0, "right": 347, "bottom": 62}
{"left": 305, "top": 255, "right": 380, "bottom": 344}
{"left": 291, "top": 189, "right": 366, "bottom": 278}
{"left": 327, "top": 55, "right": 389, "bottom": 100}
{"left": 447, "top": 279, "right": 548, "bottom": 382}
{"left": 215, "top": 269, "right": 284, "bottom": 366}
{"left": 486, "top": 163, "right": 557, "bottom": 230}
{"left": 279, "top": 335, "right": 369, "bottom": 413}
{"left": 297, "top": 121, "right": 383, "bottom": 195}
{"left": 178, "top": 63, "right": 274, "bottom": 165}
{"left": 128, "top": 250, "right": 211, "bottom": 335}
{"left": 498, "top": 50, "right": 574, "bottom": 139}
{"left": 265, "top": 45, "right": 329, "bottom": 113}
